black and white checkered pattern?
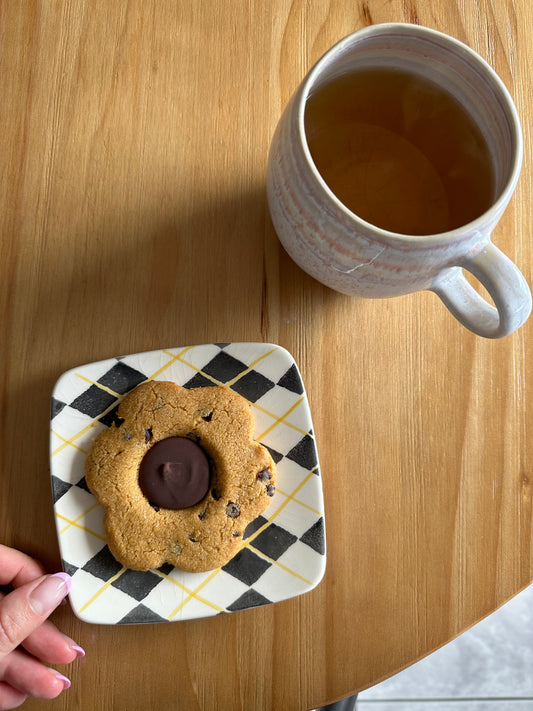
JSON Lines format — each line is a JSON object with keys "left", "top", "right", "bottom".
{"left": 50, "top": 343, "right": 326, "bottom": 624}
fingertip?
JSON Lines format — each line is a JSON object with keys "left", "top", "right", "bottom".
{"left": 53, "top": 673, "right": 71, "bottom": 691}
{"left": 39, "top": 670, "right": 71, "bottom": 700}
{"left": 50, "top": 572, "right": 72, "bottom": 592}
{"left": 21, "top": 621, "right": 86, "bottom": 665}
{"left": 61, "top": 642, "right": 86, "bottom": 663}
{"left": 28, "top": 573, "right": 71, "bottom": 616}
{"left": 1, "top": 647, "right": 72, "bottom": 702}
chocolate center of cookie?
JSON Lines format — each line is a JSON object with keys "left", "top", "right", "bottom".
{"left": 139, "top": 436, "right": 210, "bottom": 509}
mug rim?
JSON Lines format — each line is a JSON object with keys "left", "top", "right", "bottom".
{"left": 298, "top": 22, "right": 523, "bottom": 244}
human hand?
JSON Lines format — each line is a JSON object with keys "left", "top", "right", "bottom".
{"left": 0, "top": 544, "right": 84, "bottom": 709}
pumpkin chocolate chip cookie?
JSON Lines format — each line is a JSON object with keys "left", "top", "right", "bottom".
{"left": 85, "top": 380, "right": 276, "bottom": 572}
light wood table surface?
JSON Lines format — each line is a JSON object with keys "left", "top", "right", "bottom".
{"left": 1, "top": 2, "right": 532, "bottom": 710}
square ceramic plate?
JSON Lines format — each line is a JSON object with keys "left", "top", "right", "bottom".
{"left": 49, "top": 343, "right": 326, "bottom": 624}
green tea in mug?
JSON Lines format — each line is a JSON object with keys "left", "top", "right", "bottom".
{"left": 304, "top": 67, "right": 495, "bottom": 235}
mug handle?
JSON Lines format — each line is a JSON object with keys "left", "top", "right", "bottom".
{"left": 430, "top": 242, "right": 532, "bottom": 338}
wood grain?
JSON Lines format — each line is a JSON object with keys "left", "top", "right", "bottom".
{"left": 0, "top": 1, "right": 531, "bottom": 709}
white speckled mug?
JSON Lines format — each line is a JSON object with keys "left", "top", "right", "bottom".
{"left": 267, "top": 24, "right": 531, "bottom": 338}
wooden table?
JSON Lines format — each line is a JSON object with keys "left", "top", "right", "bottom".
{"left": 1, "top": 2, "right": 532, "bottom": 709}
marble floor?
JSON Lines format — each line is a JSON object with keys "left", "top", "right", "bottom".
{"left": 356, "top": 582, "right": 533, "bottom": 711}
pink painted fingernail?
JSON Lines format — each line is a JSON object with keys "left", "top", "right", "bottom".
{"left": 29, "top": 573, "right": 72, "bottom": 615}
{"left": 72, "top": 644, "right": 85, "bottom": 657}
{"left": 55, "top": 673, "right": 71, "bottom": 690}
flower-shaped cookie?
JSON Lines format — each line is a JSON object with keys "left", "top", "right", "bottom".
{"left": 85, "top": 381, "right": 276, "bottom": 572}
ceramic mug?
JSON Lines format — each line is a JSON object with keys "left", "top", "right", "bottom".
{"left": 267, "top": 23, "right": 531, "bottom": 338}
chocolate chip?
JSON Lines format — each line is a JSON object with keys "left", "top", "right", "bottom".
{"left": 257, "top": 469, "right": 272, "bottom": 482}
{"left": 266, "top": 484, "right": 275, "bottom": 497}
{"left": 187, "top": 432, "right": 201, "bottom": 443}
{"left": 225, "top": 502, "right": 240, "bottom": 518}
{"left": 232, "top": 531, "right": 242, "bottom": 537}
{"left": 211, "top": 487, "right": 222, "bottom": 501}
{"left": 189, "top": 535, "right": 198, "bottom": 543}
{"left": 123, "top": 430, "right": 132, "bottom": 441}
{"left": 144, "top": 428, "right": 153, "bottom": 443}
{"left": 201, "top": 411, "right": 213, "bottom": 422}
{"left": 198, "top": 509, "right": 207, "bottom": 520}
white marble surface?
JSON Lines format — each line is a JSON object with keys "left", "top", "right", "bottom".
{"left": 357, "top": 583, "right": 533, "bottom": 708}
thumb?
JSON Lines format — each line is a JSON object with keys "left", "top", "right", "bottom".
{"left": 0, "top": 573, "right": 72, "bottom": 659}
